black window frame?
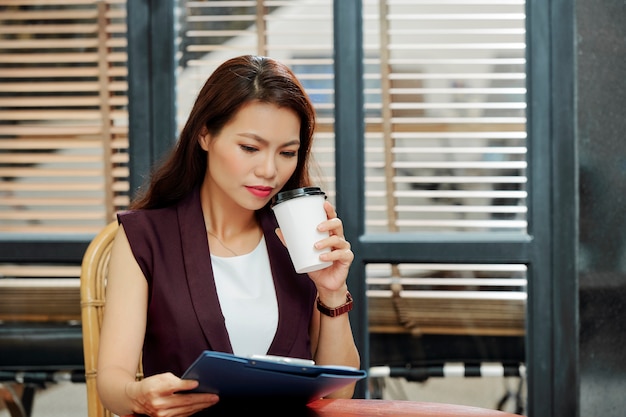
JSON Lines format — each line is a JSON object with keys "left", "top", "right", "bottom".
{"left": 122, "top": 1, "right": 578, "bottom": 416}
{"left": 0, "top": 1, "right": 577, "bottom": 415}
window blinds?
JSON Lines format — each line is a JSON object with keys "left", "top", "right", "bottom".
{"left": 1, "top": 0, "right": 526, "bottom": 236}
{"left": 1, "top": 1, "right": 527, "bottom": 336}
{"left": 0, "top": 0, "right": 129, "bottom": 235}
{"left": 363, "top": 0, "right": 527, "bottom": 233}
{"left": 176, "top": 0, "right": 527, "bottom": 235}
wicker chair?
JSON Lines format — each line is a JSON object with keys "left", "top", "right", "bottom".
{"left": 80, "top": 221, "right": 142, "bottom": 417}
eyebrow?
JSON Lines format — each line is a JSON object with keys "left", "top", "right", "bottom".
{"left": 238, "top": 132, "right": 300, "bottom": 146}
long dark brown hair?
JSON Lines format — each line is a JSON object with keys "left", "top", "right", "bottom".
{"left": 130, "top": 55, "right": 316, "bottom": 210}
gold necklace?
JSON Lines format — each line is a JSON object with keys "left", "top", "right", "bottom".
{"left": 207, "top": 230, "right": 239, "bottom": 257}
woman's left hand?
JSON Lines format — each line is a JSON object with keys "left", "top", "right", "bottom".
{"left": 275, "top": 200, "right": 354, "bottom": 297}
{"left": 306, "top": 200, "right": 354, "bottom": 294}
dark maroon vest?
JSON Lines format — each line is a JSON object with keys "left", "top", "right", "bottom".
{"left": 117, "top": 187, "right": 317, "bottom": 378}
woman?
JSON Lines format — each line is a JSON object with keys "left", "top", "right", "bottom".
{"left": 97, "top": 55, "right": 360, "bottom": 416}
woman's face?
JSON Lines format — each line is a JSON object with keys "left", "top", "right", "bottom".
{"left": 199, "top": 101, "right": 301, "bottom": 211}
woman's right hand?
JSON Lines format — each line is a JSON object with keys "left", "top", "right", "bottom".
{"left": 125, "top": 372, "right": 219, "bottom": 417}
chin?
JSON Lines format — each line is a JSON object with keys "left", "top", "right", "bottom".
{"left": 241, "top": 199, "right": 270, "bottom": 212}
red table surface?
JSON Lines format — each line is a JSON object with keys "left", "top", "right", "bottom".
{"left": 306, "top": 398, "right": 522, "bottom": 417}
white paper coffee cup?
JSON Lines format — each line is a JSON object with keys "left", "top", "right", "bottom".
{"left": 271, "top": 187, "right": 332, "bottom": 274}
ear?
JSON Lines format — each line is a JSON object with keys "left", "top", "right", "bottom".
{"left": 198, "top": 127, "right": 210, "bottom": 151}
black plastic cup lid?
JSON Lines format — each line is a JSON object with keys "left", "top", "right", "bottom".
{"left": 271, "top": 187, "right": 326, "bottom": 207}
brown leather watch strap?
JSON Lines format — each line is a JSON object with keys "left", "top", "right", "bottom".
{"left": 316, "top": 291, "right": 353, "bottom": 317}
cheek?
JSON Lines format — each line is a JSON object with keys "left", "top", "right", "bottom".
{"left": 279, "top": 158, "right": 298, "bottom": 179}
{"left": 209, "top": 151, "right": 243, "bottom": 178}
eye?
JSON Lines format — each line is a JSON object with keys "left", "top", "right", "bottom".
{"left": 281, "top": 150, "right": 298, "bottom": 158}
{"left": 240, "top": 144, "right": 258, "bottom": 153}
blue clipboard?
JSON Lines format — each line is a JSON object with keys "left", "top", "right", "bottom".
{"left": 180, "top": 351, "right": 367, "bottom": 404}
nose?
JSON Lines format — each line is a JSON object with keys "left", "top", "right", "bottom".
{"left": 255, "top": 154, "right": 277, "bottom": 179}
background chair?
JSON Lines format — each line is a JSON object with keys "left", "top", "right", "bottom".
{"left": 80, "top": 221, "right": 142, "bottom": 417}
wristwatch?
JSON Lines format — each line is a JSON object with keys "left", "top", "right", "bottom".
{"left": 316, "top": 291, "right": 353, "bottom": 317}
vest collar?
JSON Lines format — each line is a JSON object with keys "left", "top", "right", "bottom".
{"left": 177, "top": 187, "right": 307, "bottom": 356}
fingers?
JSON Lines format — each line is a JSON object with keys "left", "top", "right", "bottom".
{"left": 318, "top": 239, "right": 354, "bottom": 265}
{"left": 307, "top": 203, "right": 354, "bottom": 291}
{"left": 140, "top": 391, "right": 219, "bottom": 417}
{"left": 315, "top": 232, "right": 350, "bottom": 252}
{"left": 323, "top": 200, "right": 337, "bottom": 219}
{"left": 132, "top": 374, "right": 219, "bottom": 416}
{"left": 315, "top": 205, "right": 350, "bottom": 257}
{"left": 163, "top": 392, "right": 220, "bottom": 417}
{"left": 318, "top": 216, "right": 344, "bottom": 238}
{"left": 175, "top": 378, "right": 200, "bottom": 393}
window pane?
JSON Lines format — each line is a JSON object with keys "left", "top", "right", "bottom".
{"left": 363, "top": 0, "right": 527, "bottom": 233}
{"left": 0, "top": 0, "right": 129, "bottom": 235}
{"left": 174, "top": 1, "right": 528, "bottom": 411}
{"left": 176, "top": 0, "right": 336, "bottom": 200}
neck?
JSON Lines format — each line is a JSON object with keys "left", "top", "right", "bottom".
{"left": 200, "top": 184, "right": 257, "bottom": 237}
{"left": 200, "top": 186, "right": 262, "bottom": 256}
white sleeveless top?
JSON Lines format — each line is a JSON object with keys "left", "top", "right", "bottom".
{"left": 211, "top": 236, "right": 278, "bottom": 357}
